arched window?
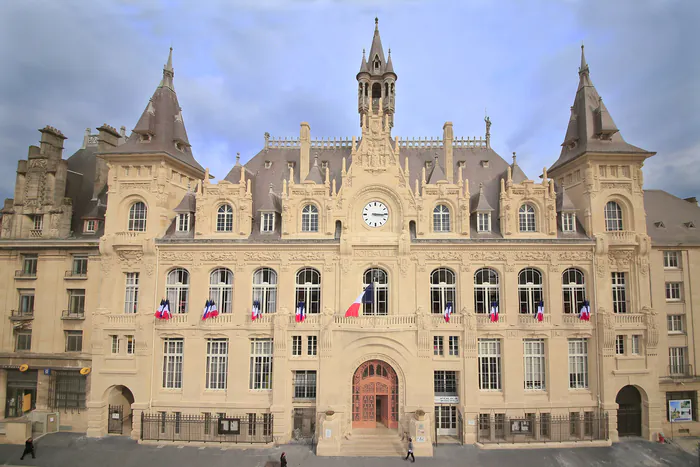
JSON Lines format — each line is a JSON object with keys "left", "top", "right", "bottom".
{"left": 518, "top": 268, "right": 543, "bottom": 314}
{"left": 216, "top": 204, "right": 233, "bottom": 232}
{"left": 166, "top": 268, "right": 190, "bottom": 314}
{"left": 562, "top": 268, "right": 585, "bottom": 314}
{"left": 433, "top": 205, "right": 451, "bottom": 232}
{"left": 363, "top": 268, "right": 388, "bottom": 316}
{"left": 301, "top": 204, "right": 319, "bottom": 232}
{"left": 605, "top": 201, "right": 623, "bottom": 231}
{"left": 209, "top": 268, "right": 233, "bottom": 314}
{"left": 252, "top": 268, "right": 277, "bottom": 314}
{"left": 430, "top": 268, "right": 456, "bottom": 314}
{"left": 296, "top": 268, "right": 321, "bottom": 314}
{"left": 519, "top": 204, "right": 536, "bottom": 232}
{"left": 474, "top": 268, "right": 500, "bottom": 314}
{"left": 128, "top": 201, "right": 147, "bottom": 232}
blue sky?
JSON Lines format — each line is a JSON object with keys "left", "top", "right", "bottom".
{"left": 0, "top": 0, "right": 698, "bottom": 202}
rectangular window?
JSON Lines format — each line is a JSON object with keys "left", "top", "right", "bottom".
{"left": 163, "top": 338, "right": 184, "bottom": 389}
{"left": 126, "top": 335, "right": 135, "bottom": 355}
{"left": 124, "top": 272, "right": 139, "bottom": 313}
{"left": 523, "top": 339, "right": 546, "bottom": 390}
{"left": 16, "top": 331, "right": 31, "bottom": 351}
{"left": 665, "top": 282, "right": 682, "bottom": 301}
{"left": 562, "top": 213, "right": 575, "bottom": 232}
{"left": 669, "top": 347, "right": 688, "bottom": 375}
{"left": 261, "top": 212, "right": 274, "bottom": 233}
{"left": 33, "top": 214, "right": 43, "bottom": 231}
{"left": 307, "top": 335, "right": 318, "bottom": 356}
{"left": 292, "top": 336, "right": 302, "bottom": 356}
{"left": 249, "top": 338, "right": 273, "bottom": 390}
{"left": 22, "top": 254, "right": 38, "bottom": 275}
{"left": 568, "top": 338, "right": 589, "bottom": 389}
{"left": 176, "top": 213, "right": 190, "bottom": 232}
{"left": 174, "top": 412, "right": 181, "bottom": 434}
{"left": 65, "top": 331, "right": 83, "bottom": 352}
{"left": 434, "top": 370, "right": 458, "bottom": 395}
{"left": 71, "top": 255, "right": 88, "bottom": 276}
{"left": 611, "top": 272, "right": 627, "bottom": 313}
{"left": 111, "top": 335, "right": 119, "bottom": 354}
{"left": 205, "top": 339, "right": 228, "bottom": 390}
{"left": 448, "top": 336, "right": 459, "bottom": 356}
{"left": 51, "top": 370, "right": 87, "bottom": 409}
{"left": 666, "top": 391, "right": 697, "bottom": 421}
{"left": 615, "top": 335, "right": 625, "bottom": 355}
{"left": 294, "top": 370, "right": 317, "bottom": 399}
{"left": 18, "top": 289, "right": 35, "bottom": 315}
{"left": 478, "top": 339, "right": 501, "bottom": 390}
{"left": 477, "top": 212, "right": 491, "bottom": 233}
{"left": 434, "top": 336, "right": 444, "bottom": 356}
{"left": 631, "top": 335, "right": 640, "bottom": 355}
{"left": 67, "top": 289, "right": 86, "bottom": 315}
{"left": 663, "top": 251, "right": 680, "bottom": 268}
{"left": 84, "top": 219, "right": 98, "bottom": 233}
{"left": 668, "top": 315, "right": 685, "bottom": 333}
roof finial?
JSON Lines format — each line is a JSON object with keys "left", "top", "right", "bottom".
{"left": 166, "top": 47, "right": 173, "bottom": 72}
{"left": 375, "top": 16, "right": 379, "bottom": 28}
{"left": 579, "top": 43, "right": 589, "bottom": 75}
{"left": 159, "top": 47, "right": 175, "bottom": 89}
{"left": 388, "top": 48, "right": 391, "bottom": 55}
{"left": 269, "top": 183, "right": 274, "bottom": 194}
{"left": 512, "top": 152, "right": 517, "bottom": 165}
{"left": 236, "top": 152, "right": 240, "bottom": 165}
{"left": 314, "top": 153, "right": 319, "bottom": 166}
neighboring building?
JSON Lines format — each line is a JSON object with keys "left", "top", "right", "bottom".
{"left": 1, "top": 19, "right": 699, "bottom": 455}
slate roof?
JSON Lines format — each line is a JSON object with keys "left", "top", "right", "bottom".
{"left": 65, "top": 140, "right": 106, "bottom": 238}
{"left": 644, "top": 190, "right": 700, "bottom": 246}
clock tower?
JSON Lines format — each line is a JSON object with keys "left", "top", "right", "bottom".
{"left": 357, "top": 18, "right": 396, "bottom": 130}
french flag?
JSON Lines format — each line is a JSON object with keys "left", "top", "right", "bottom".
{"left": 251, "top": 300, "right": 261, "bottom": 321}
{"left": 579, "top": 300, "right": 591, "bottom": 321}
{"left": 209, "top": 301, "right": 219, "bottom": 318}
{"left": 443, "top": 303, "right": 453, "bottom": 323}
{"left": 490, "top": 301, "right": 499, "bottom": 322}
{"left": 345, "top": 283, "right": 373, "bottom": 317}
{"left": 202, "top": 300, "right": 216, "bottom": 321}
{"left": 161, "top": 299, "right": 172, "bottom": 320}
{"left": 536, "top": 300, "right": 544, "bottom": 322}
{"left": 296, "top": 301, "right": 306, "bottom": 323}
{"left": 155, "top": 299, "right": 165, "bottom": 319}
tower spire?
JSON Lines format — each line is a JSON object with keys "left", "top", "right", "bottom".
{"left": 368, "top": 17, "right": 386, "bottom": 74}
{"left": 160, "top": 47, "right": 175, "bottom": 90}
{"left": 577, "top": 44, "right": 592, "bottom": 89}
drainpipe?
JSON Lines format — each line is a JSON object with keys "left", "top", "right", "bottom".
{"left": 592, "top": 251, "right": 603, "bottom": 411}
{"left": 149, "top": 244, "right": 160, "bottom": 412}
{"left": 684, "top": 249, "right": 696, "bottom": 376}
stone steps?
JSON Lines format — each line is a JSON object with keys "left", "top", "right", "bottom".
{"left": 339, "top": 430, "right": 406, "bottom": 457}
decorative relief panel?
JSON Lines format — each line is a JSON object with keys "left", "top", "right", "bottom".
{"left": 117, "top": 249, "right": 143, "bottom": 268}
{"left": 243, "top": 251, "right": 280, "bottom": 262}
{"left": 288, "top": 252, "right": 325, "bottom": 262}
{"left": 608, "top": 250, "right": 633, "bottom": 268}
{"left": 160, "top": 251, "right": 194, "bottom": 262}
{"left": 600, "top": 182, "right": 632, "bottom": 194}
{"left": 355, "top": 249, "right": 397, "bottom": 258}
{"left": 201, "top": 251, "right": 237, "bottom": 262}
{"left": 559, "top": 251, "right": 593, "bottom": 262}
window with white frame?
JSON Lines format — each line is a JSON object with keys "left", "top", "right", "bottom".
{"left": 434, "top": 370, "right": 458, "bottom": 395}
{"left": 604, "top": 201, "right": 623, "bottom": 231}
{"left": 252, "top": 268, "right": 277, "bottom": 314}
{"left": 124, "top": 272, "right": 139, "bottom": 314}
{"left": 294, "top": 370, "right": 317, "bottom": 399}
{"left": 449, "top": 336, "right": 459, "bottom": 356}
{"left": 524, "top": 339, "right": 546, "bottom": 390}
{"left": 307, "top": 336, "right": 317, "bottom": 356}
{"left": 209, "top": 268, "right": 233, "bottom": 314}
{"left": 162, "top": 338, "right": 184, "bottom": 389}
{"left": 562, "top": 268, "right": 585, "bottom": 314}
{"left": 292, "top": 336, "right": 301, "bottom": 356}
{"left": 519, "top": 204, "right": 536, "bottom": 232}
{"left": 32, "top": 214, "right": 44, "bottom": 231}
{"left": 474, "top": 268, "right": 499, "bottom": 314}
{"left": 216, "top": 204, "right": 233, "bottom": 232}
{"left": 518, "top": 268, "right": 543, "bottom": 314}
{"left": 669, "top": 347, "right": 688, "bottom": 375}
{"left": 433, "top": 204, "right": 451, "bottom": 232}
{"left": 631, "top": 335, "right": 640, "bottom": 355}
{"left": 128, "top": 202, "right": 147, "bottom": 232}
{"left": 84, "top": 219, "right": 98, "bottom": 233}
{"left": 568, "top": 338, "right": 588, "bottom": 389}
{"left": 126, "top": 335, "right": 135, "bottom": 355}
{"left": 176, "top": 213, "right": 190, "bottom": 232}
{"left": 249, "top": 338, "right": 273, "bottom": 390}
{"left": 434, "top": 336, "right": 444, "bottom": 356}
{"left": 261, "top": 212, "right": 274, "bottom": 233}
{"left": 478, "top": 339, "right": 501, "bottom": 390}
{"left": 430, "top": 268, "right": 456, "bottom": 314}
{"left": 668, "top": 315, "right": 684, "bottom": 333}
{"left": 205, "top": 339, "right": 228, "bottom": 390}
{"left": 615, "top": 335, "right": 625, "bottom": 355}
{"left": 666, "top": 282, "right": 682, "bottom": 301}
{"left": 67, "top": 289, "right": 85, "bottom": 315}
{"left": 166, "top": 268, "right": 190, "bottom": 313}
{"left": 477, "top": 212, "right": 491, "bottom": 233}
{"left": 71, "top": 255, "right": 88, "bottom": 276}
{"left": 612, "top": 272, "right": 627, "bottom": 313}
{"left": 301, "top": 204, "right": 319, "bottom": 232}
{"left": 295, "top": 268, "right": 321, "bottom": 314}
{"left": 562, "top": 212, "right": 575, "bottom": 232}
{"left": 111, "top": 335, "right": 119, "bottom": 354}
{"left": 363, "top": 268, "right": 388, "bottom": 315}
{"left": 663, "top": 251, "right": 680, "bottom": 269}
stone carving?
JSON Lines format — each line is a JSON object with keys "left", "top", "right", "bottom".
{"left": 243, "top": 251, "right": 280, "bottom": 262}
{"left": 398, "top": 257, "right": 410, "bottom": 276}
{"left": 120, "top": 182, "right": 151, "bottom": 192}
{"left": 515, "top": 251, "right": 550, "bottom": 262}
{"left": 608, "top": 250, "right": 633, "bottom": 268}
{"left": 601, "top": 182, "right": 632, "bottom": 194}
{"left": 464, "top": 309, "right": 475, "bottom": 330}
{"left": 559, "top": 251, "right": 593, "bottom": 262}
{"left": 340, "top": 258, "right": 352, "bottom": 274}
{"left": 160, "top": 251, "right": 193, "bottom": 262}
{"left": 469, "top": 251, "right": 507, "bottom": 262}
{"left": 117, "top": 249, "right": 143, "bottom": 268}
{"left": 288, "top": 252, "right": 325, "bottom": 261}
{"left": 201, "top": 251, "right": 237, "bottom": 262}
{"left": 145, "top": 262, "right": 155, "bottom": 277}
{"left": 28, "top": 159, "right": 47, "bottom": 169}
{"left": 355, "top": 249, "right": 396, "bottom": 258}
{"left": 424, "top": 251, "right": 459, "bottom": 261}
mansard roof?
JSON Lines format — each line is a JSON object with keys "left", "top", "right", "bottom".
{"left": 644, "top": 190, "right": 700, "bottom": 246}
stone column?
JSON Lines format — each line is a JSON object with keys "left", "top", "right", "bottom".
{"left": 0, "top": 370, "right": 6, "bottom": 419}
{"left": 409, "top": 411, "right": 434, "bottom": 457}
{"left": 35, "top": 371, "right": 49, "bottom": 411}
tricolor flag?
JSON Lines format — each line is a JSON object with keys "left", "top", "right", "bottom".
{"left": 251, "top": 300, "right": 261, "bottom": 321}
{"left": 344, "top": 283, "right": 373, "bottom": 317}
{"left": 209, "top": 300, "right": 219, "bottom": 318}
{"left": 579, "top": 300, "right": 591, "bottom": 321}
{"left": 443, "top": 302, "right": 453, "bottom": 323}
{"left": 490, "top": 301, "right": 499, "bottom": 322}
{"left": 202, "top": 300, "right": 218, "bottom": 321}
{"left": 155, "top": 299, "right": 165, "bottom": 319}
{"left": 536, "top": 300, "right": 544, "bottom": 322}
{"left": 296, "top": 301, "right": 306, "bottom": 323}
{"left": 161, "top": 299, "right": 172, "bottom": 320}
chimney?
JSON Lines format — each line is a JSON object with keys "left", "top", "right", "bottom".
{"left": 299, "top": 122, "right": 311, "bottom": 181}
{"left": 443, "top": 122, "right": 453, "bottom": 183}
{"left": 38, "top": 125, "right": 67, "bottom": 160}
{"left": 684, "top": 197, "right": 698, "bottom": 206}
{"left": 94, "top": 124, "right": 121, "bottom": 200}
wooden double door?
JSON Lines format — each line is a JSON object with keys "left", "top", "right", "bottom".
{"left": 352, "top": 360, "right": 398, "bottom": 429}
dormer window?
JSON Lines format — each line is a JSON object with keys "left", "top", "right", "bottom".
{"left": 176, "top": 213, "right": 190, "bottom": 232}
{"left": 477, "top": 213, "right": 491, "bottom": 233}
{"left": 321, "top": 161, "right": 329, "bottom": 170}
{"left": 84, "top": 220, "right": 98, "bottom": 234}
{"left": 562, "top": 213, "right": 575, "bottom": 232}
{"left": 373, "top": 58, "right": 380, "bottom": 71}
{"left": 265, "top": 161, "right": 272, "bottom": 169}
{"left": 175, "top": 141, "right": 184, "bottom": 152}
{"left": 685, "top": 222, "right": 696, "bottom": 229}
{"left": 457, "top": 161, "right": 466, "bottom": 168}
{"left": 425, "top": 161, "right": 433, "bottom": 170}
{"left": 287, "top": 161, "right": 296, "bottom": 170}
{"left": 480, "top": 160, "right": 490, "bottom": 168}
{"left": 139, "top": 134, "right": 152, "bottom": 143}
{"left": 261, "top": 212, "right": 275, "bottom": 233}
{"left": 654, "top": 221, "right": 665, "bottom": 229}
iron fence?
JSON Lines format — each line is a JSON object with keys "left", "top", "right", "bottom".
{"left": 141, "top": 412, "right": 274, "bottom": 443}
{"left": 476, "top": 411, "right": 609, "bottom": 444}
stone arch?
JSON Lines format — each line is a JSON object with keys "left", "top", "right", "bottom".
{"left": 348, "top": 185, "right": 405, "bottom": 233}
{"left": 616, "top": 384, "right": 645, "bottom": 437}
{"left": 103, "top": 385, "right": 135, "bottom": 436}
{"left": 351, "top": 358, "right": 400, "bottom": 429}
{"left": 604, "top": 195, "right": 635, "bottom": 231}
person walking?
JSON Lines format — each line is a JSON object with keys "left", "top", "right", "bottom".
{"left": 20, "top": 437, "right": 35, "bottom": 460}
{"left": 404, "top": 436, "right": 415, "bottom": 462}
{"left": 280, "top": 451, "right": 288, "bottom": 467}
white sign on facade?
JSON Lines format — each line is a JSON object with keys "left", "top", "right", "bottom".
{"left": 669, "top": 399, "right": 693, "bottom": 422}
{"left": 434, "top": 396, "right": 459, "bottom": 404}
{"left": 325, "top": 429, "right": 331, "bottom": 439}
{"left": 467, "top": 419, "right": 476, "bottom": 426}
{"left": 416, "top": 436, "right": 425, "bottom": 443}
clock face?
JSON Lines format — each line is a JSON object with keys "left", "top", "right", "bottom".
{"left": 363, "top": 201, "right": 389, "bottom": 228}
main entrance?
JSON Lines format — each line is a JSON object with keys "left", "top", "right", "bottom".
{"left": 616, "top": 385, "right": 642, "bottom": 437}
{"left": 352, "top": 360, "right": 398, "bottom": 429}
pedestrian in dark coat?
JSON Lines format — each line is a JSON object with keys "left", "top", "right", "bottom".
{"left": 404, "top": 436, "right": 415, "bottom": 462}
{"left": 20, "top": 437, "right": 35, "bottom": 460}
{"left": 280, "top": 451, "right": 288, "bottom": 467}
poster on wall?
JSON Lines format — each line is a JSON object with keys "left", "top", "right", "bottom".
{"left": 669, "top": 399, "right": 693, "bottom": 422}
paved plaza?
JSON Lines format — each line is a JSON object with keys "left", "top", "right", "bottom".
{"left": 0, "top": 433, "right": 695, "bottom": 467}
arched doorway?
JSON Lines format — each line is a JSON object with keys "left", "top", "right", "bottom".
{"left": 616, "top": 385, "right": 642, "bottom": 436}
{"left": 352, "top": 360, "right": 398, "bottom": 429}
{"left": 105, "top": 385, "right": 135, "bottom": 435}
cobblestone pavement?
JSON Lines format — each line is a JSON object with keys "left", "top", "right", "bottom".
{"left": 0, "top": 433, "right": 694, "bottom": 467}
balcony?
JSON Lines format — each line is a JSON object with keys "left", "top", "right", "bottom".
{"left": 476, "top": 314, "right": 508, "bottom": 327}
{"left": 333, "top": 314, "right": 416, "bottom": 329}
{"left": 562, "top": 314, "right": 593, "bottom": 326}
{"left": 517, "top": 314, "right": 552, "bottom": 326}
{"left": 154, "top": 313, "right": 189, "bottom": 326}
{"left": 64, "top": 270, "right": 88, "bottom": 280}
{"left": 614, "top": 313, "right": 645, "bottom": 328}
{"left": 662, "top": 365, "right": 697, "bottom": 381}
{"left": 61, "top": 309, "right": 85, "bottom": 320}
{"left": 107, "top": 314, "right": 136, "bottom": 326}
{"left": 431, "top": 314, "right": 464, "bottom": 326}
{"left": 607, "top": 231, "right": 637, "bottom": 245}
{"left": 14, "top": 270, "right": 36, "bottom": 280}
{"left": 10, "top": 310, "right": 34, "bottom": 321}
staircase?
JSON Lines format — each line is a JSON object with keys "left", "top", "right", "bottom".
{"left": 339, "top": 427, "right": 406, "bottom": 457}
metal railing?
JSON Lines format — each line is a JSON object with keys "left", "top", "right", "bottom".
{"left": 14, "top": 270, "right": 37, "bottom": 279}
{"left": 61, "top": 309, "right": 85, "bottom": 320}
{"left": 10, "top": 309, "right": 34, "bottom": 320}
{"left": 141, "top": 412, "right": 274, "bottom": 443}
{"left": 476, "top": 412, "right": 608, "bottom": 444}
{"left": 65, "top": 270, "right": 88, "bottom": 279}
